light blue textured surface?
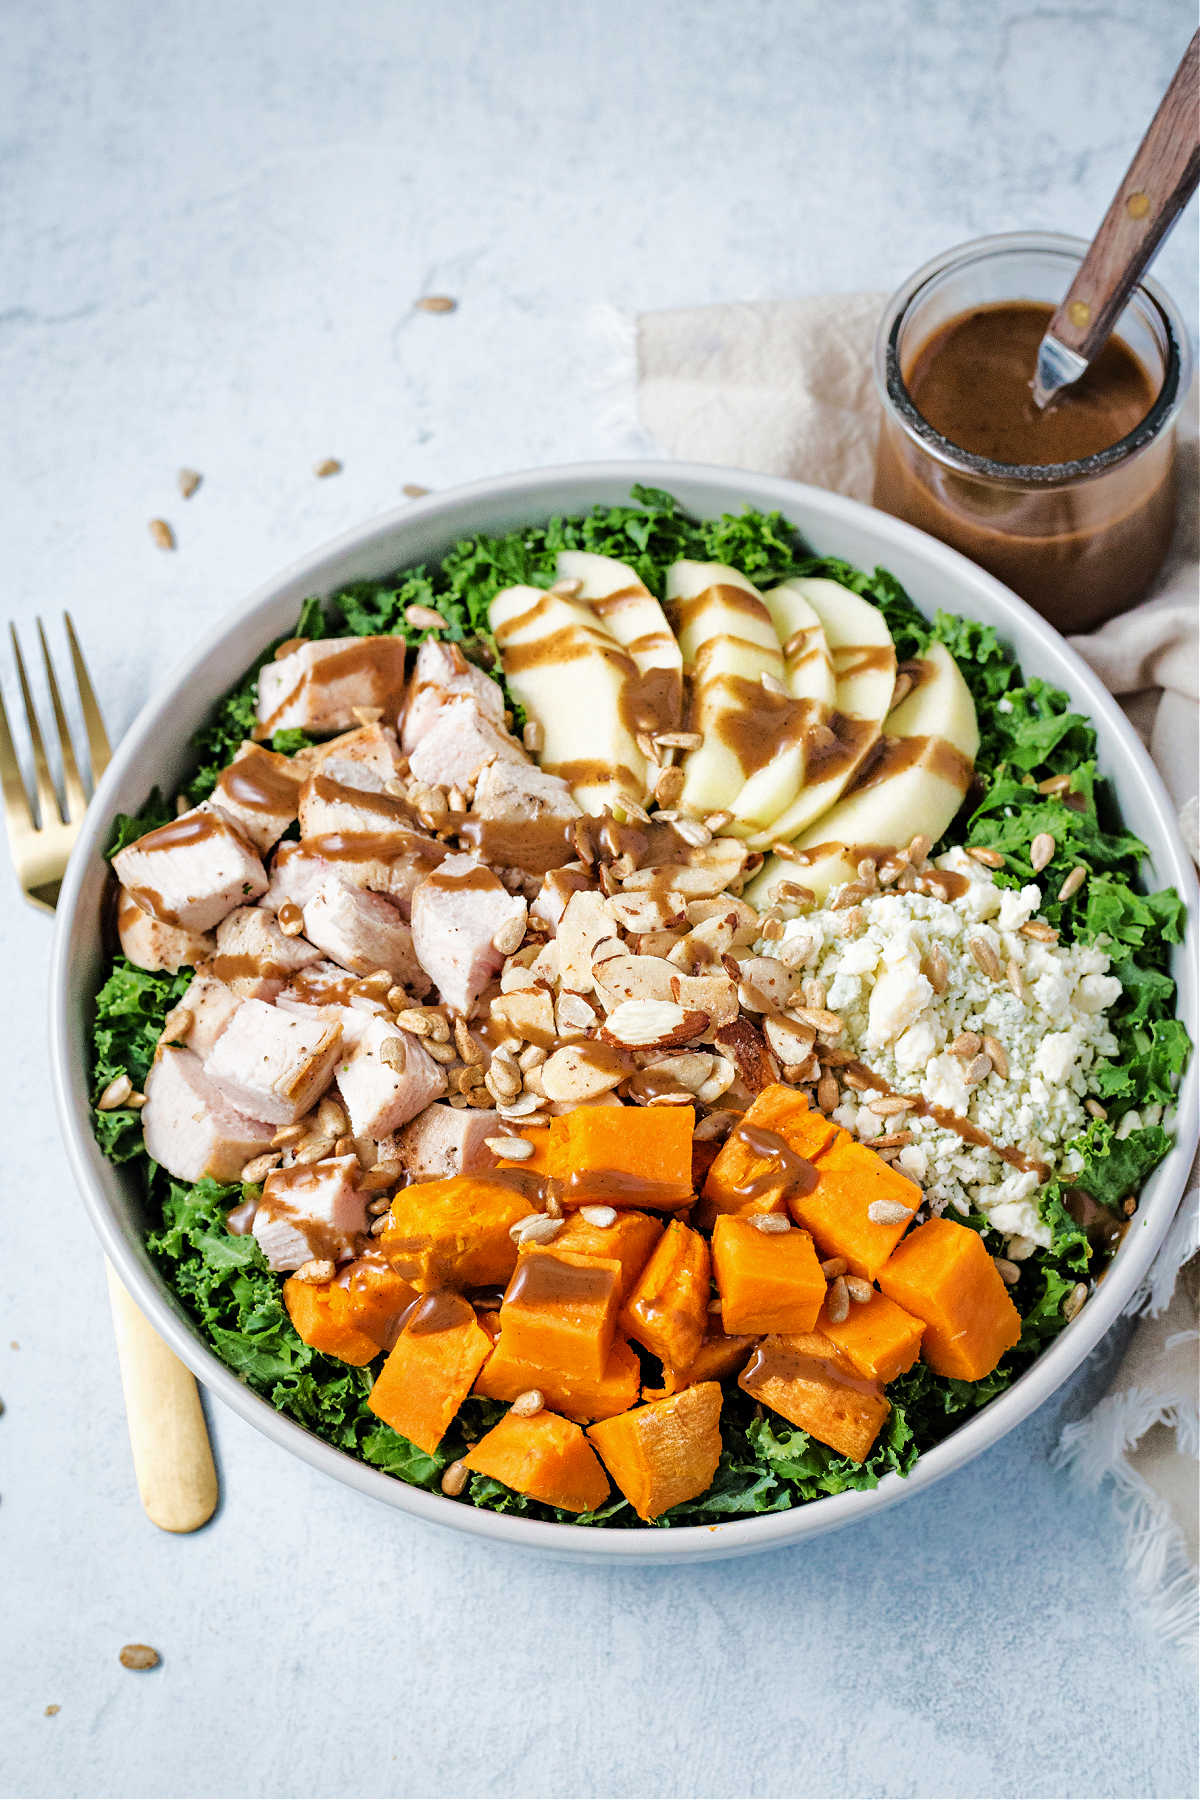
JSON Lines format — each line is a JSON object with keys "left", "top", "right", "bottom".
{"left": 1, "top": 4, "right": 1196, "bottom": 1796}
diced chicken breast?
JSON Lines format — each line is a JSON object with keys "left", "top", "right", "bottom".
{"left": 401, "top": 640, "right": 506, "bottom": 751}
{"left": 301, "top": 721, "right": 406, "bottom": 784}
{"left": 472, "top": 756, "right": 580, "bottom": 822}
{"left": 203, "top": 997, "right": 343, "bottom": 1125}
{"left": 275, "top": 962, "right": 392, "bottom": 1050}
{"left": 112, "top": 805, "right": 268, "bottom": 933}
{"left": 252, "top": 1156, "right": 368, "bottom": 1271}
{"left": 210, "top": 906, "right": 322, "bottom": 986}
{"left": 117, "top": 888, "right": 214, "bottom": 973}
{"left": 406, "top": 695, "right": 526, "bottom": 793}
{"left": 530, "top": 867, "right": 593, "bottom": 932}
{"left": 260, "top": 842, "right": 334, "bottom": 913}
{"left": 264, "top": 831, "right": 446, "bottom": 918}
{"left": 256, "top": 637, "right": 407, "bottom": 736}
{"left": 210, "top": 742, "right": 303, "bottom": 852}
{"left": 410, "top": 853, "right": 527, "bottom": 1014}
{"left": 298, "top": 763, "right": 416, "bottom": 839}
{"left": 302, "top": 875, "right": 428, "bottom": 992}
{"left": 381, "top": 1102, "right": 502, "bottom": 1180}
{"left": 141, "top": 1046, "right": 274, "bottom": 1183}
{"left": 165, "top": 972, "right": 243, "bottom": 1055}
{"left": 334, "top": 1014, "right": 447, "bottom": 1139}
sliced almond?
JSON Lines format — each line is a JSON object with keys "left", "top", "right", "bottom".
{"left": 592, "top": 953, "right": 679, "bottom": 1013}
{"left": 713, "top": 1017, "right": 778, "bottom": 1093}
{"left": 599, "top": 999, "right": 709, "bottom": 1050}
{"left": 540, "top": 1041, "right": 633, "bottom": 1101}
{"left": 489, "top": 988, "right": 556, "bottom": 1046}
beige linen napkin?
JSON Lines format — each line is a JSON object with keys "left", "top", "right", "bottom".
{"left": 638, "top": 295, "right": 1199, "bottom": 1646}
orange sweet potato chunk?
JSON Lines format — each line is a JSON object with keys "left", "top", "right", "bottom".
{"left": 463, "top": 1409, "right": 610, "bottom": 1513}
{"left": 739, "top": 1331, "right": 890, "bottom": 1462}
{"left": 877, "top": 1217, "right": 1021, "bottom": 1380}
{"left": 328, "top": 1255, "right": 417, "bottom": 1349}
{"left": 556, "top": 1104, "right": 694, "bottom": 1208}
{"left": 382, "top": 1172, "right": 543, "bottom": 1291}
{"left": 588, "top": 1382, "right": 723, "bottom": 1521}
{"left": 367, "top": 1292, "right": 492, "bottom": 1454}
{"left": 555, "top": 1210, "right": 664, "bottom": 1304}
{"left": 697, "top": 1084, "right": 839, "bottom": 1227}
{"left": 643, "top": 1330, "right": 757, "bottom": 1401}
{"left": 788, "top": 1136, "right": 920, "bottom": 1279}
{"left": 474, "top": 1331, "right": 641, "bottom": 1422}
{"left": 711, "top": 1215, "right": 826, "bottom": 1334}
{"left": 817, "top": 1288, "right": 925, "bottom": 1384}
{"left": 284, "top": 1278, "right": 381, "bottom": 1367}
{"left": 499, "top": 1245, "right": 623, "bottom": 1377}
{"left": 620, "top": 1220, "right": 711, "bottom": 1372}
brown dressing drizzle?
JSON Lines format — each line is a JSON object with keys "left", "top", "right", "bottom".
{"left": 555, "top": 1168, "right": 693, "bottom": 1209}
{"left": 729, "top": 1122, "right": 821, "bottom": 1202}
{"left": 454, "top": 814, "right": 575, "bottom": 874}
{"left": 422, "top": 860, "right": 502, "bottom": 894}
{"left": 745, "top": 1338, "right": 885, "bottom": 1401}
{"left": 257, "top": 637, "right": 406, "bottom": 735}
{"left": 845, "top": 733, "right": 974, "bottom": 798}
{"left": 834, "top": 643, "right": 896, "bottom": 679}
{"left": 219, "top": 746, "right": 303, "bottom": 813}
{"left": 226, "top": 1196, "right": 259, "bottom": 1234}
{"left": 505, "top": 1249, "right": 616, "bottom": 1308}
{"left": 404, "top": 1290, "right": 475, "bottom": 1336}
{"left": 710, "top": 678, "right": 820, "bottom": 779}
{"left": 258, "top": 1162, "right": 359, "bottom": 1262}
{"left": 843, "top": 1058, "right": 1050, "bottom": 1178}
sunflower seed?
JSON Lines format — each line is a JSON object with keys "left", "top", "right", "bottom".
{"left": 760, "top": 671, "right": 787, "bottom": 697}
{"left": 242, "top": 1151, "right": 282, "bottom": 1183}
{"left": 673, "top": 817, "right": 712, "bottom": 848}
{"left": 1030, "top": 832, "right": 1056, "bottom": 872}
{"left": 790, "top": 1005, "right": 843, "bottom": 1036}
{"left": 1058, "top": 865, "right": 1087, "bottom": 901}
{"left": 1037, "top": 772, "right": 1071, "bottom": 796}
{"left": 314, "top": 458, "right": 342, "bottom": 478}
{"left": 177, "top": 468, "right": 201, "bottom": 499}
{"left": 119, "top": 1645, "right": 160, "bottom": 1671}
{"left": 416, "top": 294, "right": 457, "bottom": 313}
{"left": 826, "top": 1276, "right": 850, "bottom": 1323}
{"left": 925, "top": 945, "right": 949, "bottom": 994}
{"left": 148, "top": 519, "right": 175, "bottom": 551}
{"left": 866, "top": 1095, "right": 910, "bottom": 1117}
{"left": 653, "top": 764, "right": 685, "bottom": 807}
{"left": 294, "top": 1258, "right": 335, "bottom": 1285}
{"left": 97, "top": 1074, "right": 133, "bottom": 1110}
{"left": 964, "top": 1052, "right": 993, "bottom": 1086}
{"left": 654, "top": 730, "right": 703, "bottom": 750}
{"left": 820, "top": 1257, "right": 848, "bottom": 1278}
{"left": 1063, "top": 1282, "right": 1088, "bottom": 1321}
{"left": 508, "top": 1213, "right": 562, "bottom": 1246}
{"left": 404, "top": 604, "right": 445, "bottom": 631}
{"left": 816, "top": 1075, "right": 840, "bottom": 1112}
{"left": 1020, "top": 921, "right": 1059, "bottom": 943}
{"left": 993, "top": 1258, "right": 1020, "bottom": 1286}
{"left": 579, "top": 1204, "right": 617, "bottom": 1227}
{"left": 1006, "top": 958, "right": 1026, "bottom": 1001}
{"left": 952, "top": 1031, "right": 982, "bottom": 1058}
{"left": 750, "top": 1213, "right": 791, "bottom": 1234}
{"left": 867, "top": 1199, "right": 915, "bottom": 1225}
{"left": 844, "top": 1276, "right": 873, "bottom": 1304}
{"left": 982, "top": 1035, "right": 1009, "bottom": 1078}
{"left": 485, "top": 1135, "right": 533, "bottom": 1160}
{"left": 968, "top": 934, "right": 1002, "bottom": 979}
{"left": 403, "top": 482, "right": 430, "bottom": 497}
{"left": 1085, "top": 1098, "right": 1108, "bottom": 1121}
{"left": 440, "top": 1459, "right": 468, "bottom": 1496}
{"left": 510, "top": 1388, "right": 545, "bottom": 1417}
{"left": 966, "top": 845, "right": 1005, "bottom": 868}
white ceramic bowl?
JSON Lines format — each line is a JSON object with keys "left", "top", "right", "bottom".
{"left": 50, "top": 462, "right": 1199, "bottom": 1562}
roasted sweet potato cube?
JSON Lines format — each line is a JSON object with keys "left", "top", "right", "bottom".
{"left": 555, "top": 1209, "right": 664, "bottom": 1304}
{"left": 284, "top": 1277, "right": 381, "bottom": 1367}
{"left": 643, "top": 1330, "right": 757, "bottom": 1400}
{"left": 739, "top": 1331, "right": 890, "bottom": 1462}
{"left": 588, "top": 1382, "right": 723, "bottom": 1521}
{"left": 382, "top": 1171, "right": 544, "bottom": 1291}
{"left": 877, "top": 1217, "right": 1021, "bottom": 1381}
{"left": 788, "top": 1136, "right": 920, "bottom": 1279}
{"left": 463, "top": 1409, "right": 610, "bottom": 1513}
{"left": 711, "top": 1215, "right": 826, "bottom": 1335}
{"left": 817, "top": 1287, "right": 925, "bottom": 1384}
{"left": 556, "top": 1104, "right": 694, "bottom": 1209}
{"left": 473, "top": 1331, "right": 641, "bottom": 1422}
{"left": 500, "top": 1126, "right": 559, "bottom": 1177}
{"left": 499, "top": 1246, "right": 623, "bottom": 1378}
{"left": 619, "top": 1220, "right": 710, "bottom": 1371}
{"left": 367, "top": 1292, "right": 492, "bottom": 1454}
{"left": 697, "top": 1083, "right": 838, "bottom": 1227}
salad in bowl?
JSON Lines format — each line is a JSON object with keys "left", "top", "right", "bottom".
{"left": 87, "top": 484, "right": 1190, "bottom": 1529}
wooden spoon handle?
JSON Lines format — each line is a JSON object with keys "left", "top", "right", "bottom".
{"left": 105, "top": 1261, "right": 219, "bottom": 1533}
{"left": 1047, "top": 30, "right": 1199, "bottom": 363}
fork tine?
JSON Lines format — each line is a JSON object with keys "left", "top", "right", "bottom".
{"left": 64, "top": 611, "right": 112, "bottom": 780}
{"left": 9, "top": 625, "right": 62, "bottom": 827}
{"left": 37, "top": 619, "right": 87, "bottom": 821}
{"left": 0, "top": 680, "right": 34, "bottom": 831}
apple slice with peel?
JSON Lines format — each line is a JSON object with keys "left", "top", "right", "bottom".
{"left": 665, "top": 561, "right": 809, "bottom": 820}
{"left": 555, "top": 551, "right": 683, "bottom": 736}
{"left": 742, "top": 577, "right": 898, "bottom": 851}
{"left": 744, "top": 640, "right": 979, "bottom": 905}
{"left": 489, "top": 584, "right": 649, "bottom": 814}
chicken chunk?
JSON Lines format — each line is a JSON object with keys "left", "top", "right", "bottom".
{"left": 256, "top": 637, "right": 407, "bottom": 736}
{"left": 301, "top": 721, "right": 406, "bottom": 784}
{"left": 472, "top": 756, "right": 580, "bottom": 823}
{"left": 112, "top": 805, "right": 268, "bottom": 933}
{"left": 141, "top": 1046, "right": 274, "bottom": 1183}
{"left": 252, "top": 1156, "right": 368, "bottom": 1271}
{"left": 163, "top": 971, "right": 243, "bottom": 1055}
{"left": 209, "top": 906, "right": 322, "bottom": 987}
{"left": 401, "top": 640, "right": 506, "bottom": 751}
{"left": 298, "top": 763, "right": 417, "bottom": 839}
{"left": 203, "top": 997, "right": 343, "bottom": 1125}
{"left": 410, "top": 853, "right": 527, "bottom": 1014}
{"left": 406, "top": 695, "right": 526, "bottom": 794}
{"left": 210, "top": 742, "right": 303, "bottom": 852}
{"left": 382, "top": 1102, "right": 502, "bottom": 1181}
{"left": 530, "top": 867, "right": 593, "bottom": 932}
{"left": 117, "top": 888, "right": 214, "bottom": 973}
{"left": 301, "top": 875, "right": 428, "bottom": 992}
{"left": 264, "top": 829, "right": 446, "bottom": 917}
{"left": 334, "top": 1015, "right": 447, "bottom": 1139}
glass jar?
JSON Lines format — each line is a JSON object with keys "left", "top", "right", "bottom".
{"left": 872, "top": 231, "right": 1192, "bottom": 632}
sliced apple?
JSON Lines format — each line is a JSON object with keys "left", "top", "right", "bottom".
{"left": 760, "top": 580, "right": 836, "bottom": 714}
{"left": 742, "top": 577, "right": 898, "bottom": 851}
{"left": 663, "top": 560, "right": 808, "bottom": 820}
{"left": 555, "top": 551, "right": 683, "bottom": 736}
{"left": 744, "top": 640, "right": 979, "bottom": 905}
{"left": 489, "top": 584, "right": 648, "bottom": 813}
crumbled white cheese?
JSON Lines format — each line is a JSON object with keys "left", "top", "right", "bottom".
{"left": 766, "top": 847, "right": 1121, "bottom": 1250}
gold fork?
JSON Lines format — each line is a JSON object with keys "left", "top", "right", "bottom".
{"left": 1, "top": 615, "right": 219, "bottom": 1531}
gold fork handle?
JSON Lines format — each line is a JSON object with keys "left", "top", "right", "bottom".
{"left": 105, "top": 1263, "right": 219, "bottom": 1532}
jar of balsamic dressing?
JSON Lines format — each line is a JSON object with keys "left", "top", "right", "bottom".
{"left": 873, "top": 232, "right": 1192, "bottom": 632}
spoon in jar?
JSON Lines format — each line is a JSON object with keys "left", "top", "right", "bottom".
{"left": 1033, "top": 30, "right": 1199, "bottom": 409}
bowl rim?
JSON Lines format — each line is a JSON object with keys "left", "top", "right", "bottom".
{"left": 49, "top": 458, "right": 1199, "bottom": 1561}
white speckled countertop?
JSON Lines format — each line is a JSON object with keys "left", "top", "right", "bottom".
{"left": 2, "top": 4, "right": 1196, "bottom": 1795}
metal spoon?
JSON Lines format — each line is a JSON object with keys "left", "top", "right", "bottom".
{"left": 1033, "top": 30, "right": 1199, "bottom": 409}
